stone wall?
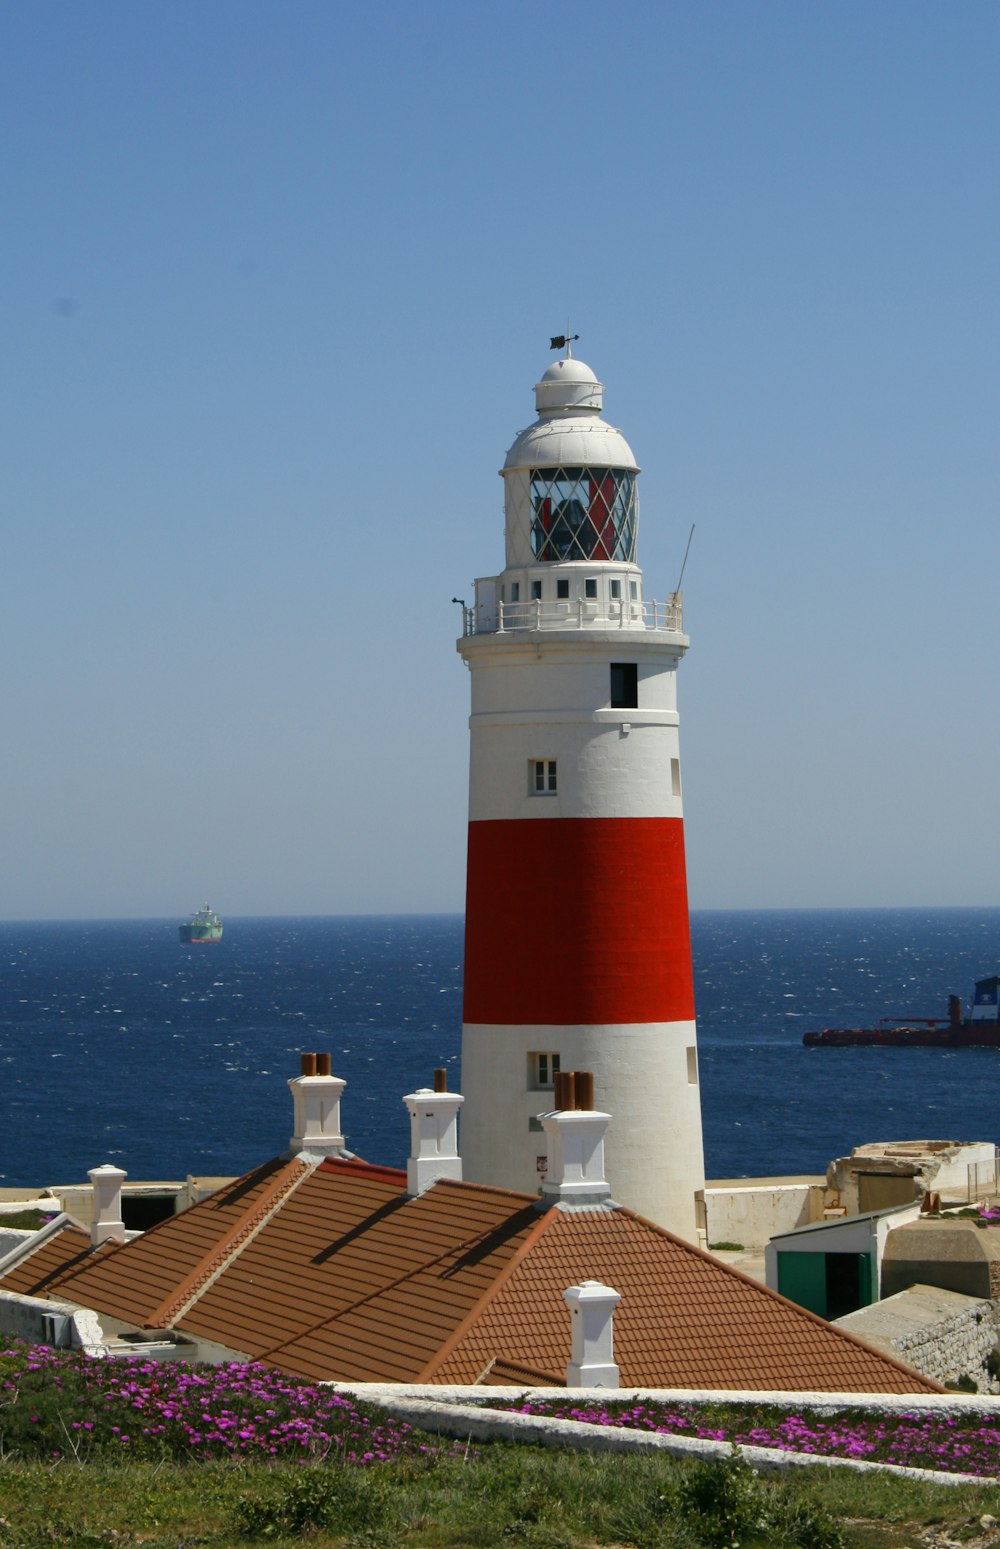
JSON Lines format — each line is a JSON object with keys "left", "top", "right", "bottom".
{"left": 836, "top": 1285, "right": 1000, "bottom": 1394}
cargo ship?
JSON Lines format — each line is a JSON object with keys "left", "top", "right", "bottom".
{"left": 179, "top": 905, "right": 223, "bottom": 945}
{"left": 803, "top": 975, "right": 1000, "bottom": 1047}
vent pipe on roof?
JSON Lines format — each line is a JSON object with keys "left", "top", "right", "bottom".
{"left": 288, "top": 1052, "right": 347, "bottom": 1158}
{"left": 538, "top": 1071, "right": 612, "bottom": 1208}
{"left": 403, "top": 1076, "right": 464, "bottom": 1195}
{"left": 89, "top": 1163, "right": 127, "bottom": 1247}
{"left": 563, "top": 1281, "right": 621, "bottom": 1388}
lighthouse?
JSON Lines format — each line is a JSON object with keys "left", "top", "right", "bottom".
{"left": 456, "top": 347, "right": 706, "bottom": 1241}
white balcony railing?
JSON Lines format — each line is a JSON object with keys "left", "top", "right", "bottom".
{"left": 461, "top": 594, "right": 683, "bottom": 638}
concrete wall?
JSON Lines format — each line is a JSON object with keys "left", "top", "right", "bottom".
{"left": 0, "top": 1289, "right": 105, "bottom": 1354}
{"left": 703, "top": 1180, "right": 824, "bottom": 1251}
{"left": 0, "top": 1228, "right": 36, "bottom": 1259}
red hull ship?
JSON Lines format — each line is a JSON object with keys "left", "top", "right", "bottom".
{"left": 803, "top": 977, "right": 1000, "bottom": 1048}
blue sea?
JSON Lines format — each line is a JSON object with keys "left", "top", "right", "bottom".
{"left": 2, "top": 909, "right": 999, "bottom": 1189}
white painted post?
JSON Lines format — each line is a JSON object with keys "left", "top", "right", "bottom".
{"left": 88, "top": 1164, "right": 127, "bottom": 1247}
{"left": 288, "top": 1058, "right": 346, "bottom": 1157}
{"left": 563, "top": 1281, "right": 621, "bottom": 1387}
{"left": 403, "top": 1088, "right": 465, "bottom": 1194}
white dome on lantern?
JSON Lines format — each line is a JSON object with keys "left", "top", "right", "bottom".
{"left": 502, "top": 357, "right": 639, "bottom": 474}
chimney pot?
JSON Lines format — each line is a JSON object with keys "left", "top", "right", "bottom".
{"left": 316, "top": 1051, "right": 331, "bottom": 1076}
{"left": 300, "top": 1052, "right": 317, "bottom": 1076}
{"left": 575, "top": 1071, "right": 594, "bottom": 1110}
{"left": 554, "top": 1069, "right": 574, "bottom": 1110}
{"left": 434, "top": 1067, "right": 448, "bottom": 1093}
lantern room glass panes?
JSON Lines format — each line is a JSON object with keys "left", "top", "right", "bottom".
{"left": 529, "top": 467, "right": 637, "bottom": 563}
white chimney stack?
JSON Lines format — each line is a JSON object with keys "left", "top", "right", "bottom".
{"left": 88, "top": 1163, "right": 127, "bottom": 1247}
{"left": 404, "top": 1069, "right": 464, "bottom": 1195}
{"left": 563, "top": 1281, "right": 621, "bottom": 1388}
{"left": 539, "top": 1073, "right": 612, "bottom": 1207}
{"left": 288, "top": 1052, "right": 346, "bottom": 1158}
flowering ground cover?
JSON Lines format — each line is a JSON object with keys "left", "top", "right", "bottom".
{"left": 503, "top": 1396, "right": 1000, "bottom": 1478}
{"left": 0, "top": 1337, "right": 445, "bottom": 1464}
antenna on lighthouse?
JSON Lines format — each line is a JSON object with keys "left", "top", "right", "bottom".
{"left": 675, "top": 523, "right": 696, "bottom": 594}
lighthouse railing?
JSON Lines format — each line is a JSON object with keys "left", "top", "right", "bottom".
{"left": 465, "top": 594, "right": 683, "bottom": 637}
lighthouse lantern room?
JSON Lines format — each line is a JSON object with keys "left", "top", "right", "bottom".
{"left": 457, "top": 349, "right": 706, "bottom": 1241}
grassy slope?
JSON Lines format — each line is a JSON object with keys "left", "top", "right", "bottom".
{"left": 1, "top": 1447, "right": 1000, "bottom": 1548}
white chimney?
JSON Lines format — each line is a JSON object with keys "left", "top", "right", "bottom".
{"left": 539, "top": 1108, "right": 612, "bottom": 1206}
{"left": 88, "top": 1163, "right": 127, "bottom": 1247}
{"left": 563, "top": 1281, "right": 621, "bottom": 1388}
{"left": 404, "top": 1071, "right": 464, "bottom": 1194}
{"left": 288, "top": 1052, "right": 346, "bottom": 1157}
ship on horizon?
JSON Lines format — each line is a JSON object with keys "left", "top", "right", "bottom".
{"left": 804, "top": 974, "right": 1000, "bottom": 1048}
{"left": 179, "top": 905, "right": 223, "bottom": 945}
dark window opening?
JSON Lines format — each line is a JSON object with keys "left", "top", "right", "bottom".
{"left": 610, "top": 663, "right": 638, "bottom": 709}
{"left": 556, "top": 578, "right": 569, "bottom": 599}
{"left": 122, "top": 1194, "right": 177, "bottom": 1231}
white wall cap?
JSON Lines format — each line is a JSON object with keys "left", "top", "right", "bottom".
{"left": 563, "top": 1280, "right": 622, "bottom": 1309}
{"left": 403, "top": 1087, "right": 465, "bottom": 1112}
{"left": 538, "top": 1108, "right": 613, "bottom": 1127}
{"left": 502, "top": 416, "right": 638, "bottom": 474}
{"left": 88, "top": 1164, "right": 127, "bottom": 1184}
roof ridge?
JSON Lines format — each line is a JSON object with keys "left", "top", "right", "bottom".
{"left": 318, "top": 1157, "right": 406, "bottom": 1184}
{"left": 145, "top": 1157, "right": 314, "bottom": 1329}
{"left": 610, "top": 1205, "right": 944, "bottom": 1393}
{"left": 417, "top": 1206, "right": 556, "bottom": 1382}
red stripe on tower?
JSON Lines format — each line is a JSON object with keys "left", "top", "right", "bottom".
{"left": 463, "top": 817, "right": 695, "bottom": 1026}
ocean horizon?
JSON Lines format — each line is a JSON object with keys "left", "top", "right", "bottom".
{"left": 2, "top": 906, "right": 999, "bottom": 1190}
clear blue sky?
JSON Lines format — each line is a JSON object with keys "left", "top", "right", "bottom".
{"left": 2, "top": 1, "right": 997, "bottom": 919}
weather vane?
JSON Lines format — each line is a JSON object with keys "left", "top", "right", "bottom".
{"left": 549, "top": 328, "right": 580, "bottom": 358}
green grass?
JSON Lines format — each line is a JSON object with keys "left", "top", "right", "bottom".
{"left": 0, "top": 1209, "right": 47, "bottom": 1230}
{"left": 0, "top": 1445, "right": 998, "bottom": 1547}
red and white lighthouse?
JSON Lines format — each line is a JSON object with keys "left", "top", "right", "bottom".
{"left": 457, "top": 348, "right": 706, "bottom": 1241}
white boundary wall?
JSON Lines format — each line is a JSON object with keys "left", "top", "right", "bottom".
{"left": 329, "top": 1383, "right": 1000, "bottom": 1487}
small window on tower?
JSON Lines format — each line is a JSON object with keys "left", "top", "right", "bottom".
{"left": 531, "top": 580, "right": 542, "bottom": 600}
{"left": 531, "top": 1052, "right": 561, "bottom": 1089}
{"left": 510, "top": 582, "right": 520, "bottom": 602}
{"left": 585, "top": 578, "right": 598, "bottom": 599}
{"left": 556, "top": 578, "right": 569, "bottom": 599}
{"left": 671, "top": 758, "right": 681, "bottom": 797}
{"left": 531, "top": 759, "right": 557, "bottom": 795}
{"left": 610, "top": 579, "right": 621, "bottom": 600}
{"left": 610, "top": 663, "right": 639, "bottom": 709}
{"left": 630, "top": 580, "right": 638, "bottom": 600}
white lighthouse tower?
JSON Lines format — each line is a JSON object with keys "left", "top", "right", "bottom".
{"left": 457, "top": 347, "right": 706, "bottom": 1241}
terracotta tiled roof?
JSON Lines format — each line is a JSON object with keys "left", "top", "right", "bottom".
{"left": 185, "top": 1164, "right": 543, "bottom": 1382}
{"left": 428, "top": 1206, "right": 941, "bottom": 1394}
{"left": 0, "top": 1221, "right": 98, "bottom": 1297}
{"left": 48, "top": 1157, "right": 299, "bottom": 1327}
{"left": 2, "top": 1154, "right": 941, "bottom": 1393}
